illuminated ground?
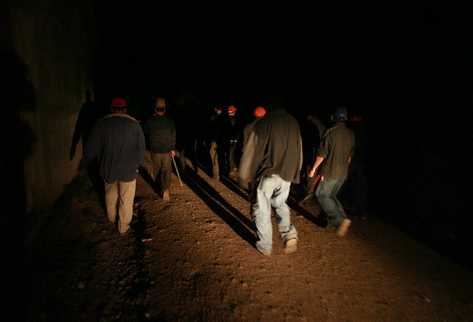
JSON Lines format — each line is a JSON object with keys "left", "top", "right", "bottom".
{"left": 31, "top": 158, "right": 473, "bottom": 322}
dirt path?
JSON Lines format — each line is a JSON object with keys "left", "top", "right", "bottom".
{"left": 31, "top": 162, "right": 473, "bottom": 322}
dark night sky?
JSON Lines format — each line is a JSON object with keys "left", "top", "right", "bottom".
{"left": 93, "top": 5, "right": 469, "bottom": 123}
{"left": 93, "top": 3, "right": 472, "bottom": 158}
{"left": 94, "top": 3, "right": 471, "bottom": 118}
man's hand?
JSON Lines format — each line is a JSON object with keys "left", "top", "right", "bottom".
{"left": 308, "top": 168, "right": 317, "bottom": 178}
{"left": 169, "top": 150, "right": 176, "bottom": 157}
{"left": 309, "top": 156, "right": 325, "bottom": 178}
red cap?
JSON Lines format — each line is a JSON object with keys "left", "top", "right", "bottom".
{"left": 254, "top": 106, "right": 266, "bottom": 118}
{"left": 111, "top": 97, "right": 127, "bottom": 107}
{"left": 228, "top": 105, "right": 237, "bottom": 115}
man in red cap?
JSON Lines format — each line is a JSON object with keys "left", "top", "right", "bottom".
{"left": 239, "top": 101, "right": 302, "bottom": 256}
{"left": 241, "top": 106, "right": 268, "bottom": 204}
{"left": 242, "top": 106, "right": 267, "bottom": 148}
{"left": 84, "top": 96, "right": 145, "bottom": 234}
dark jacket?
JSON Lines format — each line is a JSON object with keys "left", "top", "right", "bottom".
{"left": 221, "top": 115, "right": 242, "bottom": 145}
{"left": 85, "top": 113, "right": 145, "bottom": 183}
{"left": 208, "top": 111, "right": 225, "bottom": 144}
{"left": 317, "top": 122, "right": 355, "bottom": 179}
{"left": 144, "top": 115, "right": 176, "bottom": 153}
{"left": 239, "top": 108, "right": 303, "bottom": 184}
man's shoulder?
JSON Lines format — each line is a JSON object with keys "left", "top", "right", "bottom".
{"left": 323, "top": 124, "right": 339, "bottom": 137}
{"left": 103, "top": 113, "right": 138, "bottom": 123}
{"left": 330, "top": 123, "right": 355, "bottom": 139}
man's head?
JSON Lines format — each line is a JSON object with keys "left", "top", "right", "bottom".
{"left": 110, "top": 96, "right": 127, "bottom": 113}
{"left": 254, "top": 106, "right": 267, "bottom": 119}
{"left": 331, "top": 106, "right": 348, "bottom": 122}
{"left": 227, "top": 105, "right": 237, "bottom": 117}
{"left": 154, "top": 97, "right": 167, "bottom": 115}
{"left": 214, "top": 106, "right": 223, "bottom": 115}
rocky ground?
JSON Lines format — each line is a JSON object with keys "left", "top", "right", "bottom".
{"left": 30, "top": 160, "right": 473, "bottom": 322}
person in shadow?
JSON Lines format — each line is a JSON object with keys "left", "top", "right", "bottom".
{"left": 70, "top": 90, "right": 104, "bottom": 193}
{"left": 70, "top": 90, "right": 101, "bottom": 160}
{"left": 172, "top": 90, "right": 201, "bottom": 176}
{"left": 346, "top": 112, "right": 369, "bottom": 219}
{"left": 1, "top": 48, "right": 37, "bottom": 322}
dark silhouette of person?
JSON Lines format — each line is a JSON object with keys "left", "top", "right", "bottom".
{"left": 70, "top": 90, "right": 103, "bottom": 192}
{"left": 206, "top": 104, "right": 226, "bottom": 180}
{"left": 346, "top": 113, "right": 369, "bottom": 219}
{"left": 221, "top": 105, "right": 243, "bottom": 178}
{"left": 172, "top": 90, "right": 201, "bottom": 175}
{"left": 70, "top": 90, "right": 101, "bottom": 160}
{"left": 1, "top": 48, "right": 36, "bottom": 322}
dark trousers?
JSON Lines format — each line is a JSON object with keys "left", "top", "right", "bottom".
{"left": 223, "top": 141, "right": 239, "bottom": 174}
{"left": 315, "top": 176, "right": 348, "bottom": 227}
{"left": 151, "top": 152, "right": 172, "bottom": 193}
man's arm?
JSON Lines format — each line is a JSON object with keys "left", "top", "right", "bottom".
{"left": 238, "top": 131, "right": 258, "bottom": 189}
{"left": 308, "top": 155, "right": 325, "bottom": 178}
{"left": 308, "top": 129, "right": 329, "bottom": 178}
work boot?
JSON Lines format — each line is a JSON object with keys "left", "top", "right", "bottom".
{"left": 162, "top": 189, "right": 170, "bottom": 201}
{"left": 336, "top": 218, "right": 352, "bottom": 237}
{"left": 284, "top": 238, "right": 298, "bottom": 254}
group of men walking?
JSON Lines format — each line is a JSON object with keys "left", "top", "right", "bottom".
{"left": 80, "top": 95, "right": 359, "bottom": 257}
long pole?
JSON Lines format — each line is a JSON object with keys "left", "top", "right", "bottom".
{"left": 171, "top": 155, "right": 183, "bottom": 187}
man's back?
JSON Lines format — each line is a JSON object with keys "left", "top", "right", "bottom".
{"left": 318, "top": 123, "right": 355, "bottom": 179}
{"left": 87, "top": 114, "right": 145, "bottom": 183}
{"left": 145, "top": 115, "right": 176, "bottom": 153}
{"left": 253, "top": 109, "right": 303, "bottom": 184}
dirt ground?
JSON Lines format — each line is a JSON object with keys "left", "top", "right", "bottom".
{"left": 31, "top": 159, "right": 473, "bottom": 322}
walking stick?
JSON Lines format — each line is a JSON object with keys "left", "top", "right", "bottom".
{"left": 171, "top": 154, "right": 184, "bottom": 187}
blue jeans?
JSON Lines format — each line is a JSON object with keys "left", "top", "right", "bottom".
{"left": 252, "top": 174, "right": 298, "bottom": 254}
{"left": 315, "top": 176, "right": 348, "bottom": 227}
